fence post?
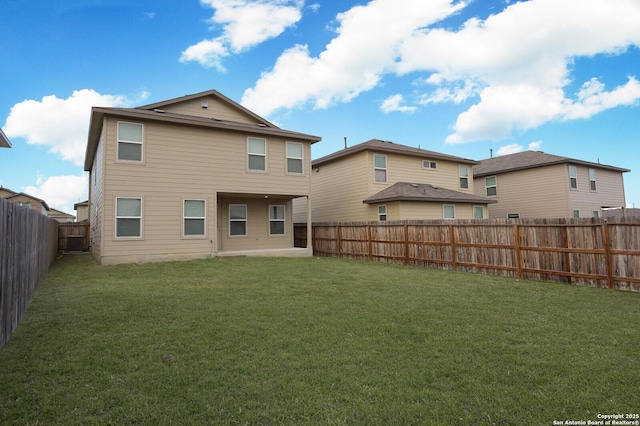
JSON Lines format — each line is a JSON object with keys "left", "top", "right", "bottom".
{"left": 514, "top": 224, "right": 522, "bottom": 279}
{"left": 367, "top": 224, "right": 372, "bottom": 262}
{"left": 602, "top": 223, "right": 614, "bottom": 289}
{"left": 337, "top": 225, "right": 342, "bottom": 258}
{"left": 450, "top": 224, "right": 457, "bottom": 271}
{"left": 404, "top": 224, "right": 409, "bottom": 265}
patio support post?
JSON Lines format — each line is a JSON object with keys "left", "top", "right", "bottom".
{"left": 306, "top": 195, "right": 312, "bottom": 250}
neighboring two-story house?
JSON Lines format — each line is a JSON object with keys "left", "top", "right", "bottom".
{"left": 0, "top": 186, "right": 50, "bottom": 216}
{"left": 473, "top": 150, "right": 629, "bottom": 219}
{"left": 297, "top": 139, "right": 495, "bottom": 223}
{"left": 84, "top": 90, "right": 321, "bottom": 265}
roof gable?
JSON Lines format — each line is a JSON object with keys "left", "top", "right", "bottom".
{"left": 313, "top": 139, "right": 478, "bottom": 166}
{"left": 137, "top": 90, "right": 277, "bottom": 127}
{"left": 474, "top": 150, "right": 629, "bottom": 177}
{"left": 363, "top": 182, "right": 497, "bottom": 205}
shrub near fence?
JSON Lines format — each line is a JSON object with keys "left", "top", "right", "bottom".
{"left": 0, "top": 199, "right": 58, "bottom": 349}
{"left": 295, "top": 217, "right": 640, "bottom": 291}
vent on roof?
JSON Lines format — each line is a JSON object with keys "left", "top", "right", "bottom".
{"left": 257, "top": 123, "right": 267, "bottom": 127}
{"left": 410, "top": 183, "right": 419, "bottom": 187}
{"left": 153, "top": 109, "right": 165, "bottom": 113}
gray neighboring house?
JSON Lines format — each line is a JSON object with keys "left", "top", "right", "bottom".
{"left": 0, "top": 128, "right": 11, "bottom": 148}
{"left": 473, "top": 150, "right": 629, "bottom": 219}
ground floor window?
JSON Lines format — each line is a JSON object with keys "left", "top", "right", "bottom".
{"left": 184, "top": 199, "right": 205, "bottom": 236}
{"left": 443, "top": 204, "right": 455, "bottom": 219}
{"left": 378, "top": 205, "right": 387, "bottom": 221}
{"left": 473, "top": 206, "right": 484, "bottom": 219}
{"left": 269, "top": 205, "right": 285, "bottom": 235}
{"left": 116, "top": 197, "right": 142, "bottom": 237}
{"left": 229, "top": 204, "right": 247, "bottom": 236}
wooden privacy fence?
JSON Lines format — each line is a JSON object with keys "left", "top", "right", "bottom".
{"left": 0, "top": 199, "right": 59, "bottom": 349}
{"left": 296, "top": 217, "right": 640, "bottom": 291}
{"left": 58, "top": 222, "right": 90, "bottom": 252}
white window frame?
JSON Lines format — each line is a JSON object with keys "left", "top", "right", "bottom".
{"left": 374, "top": 154, "right": 387, "bottom": 183}
{"left": 183, "top": 199, "right": 206, "bottom": 237}
{"left": 247, "top": 137, "right": 267, "bottom": 172}
{"left": 269, "top": 205, "right": 286, "bottom": 236}
{"left": 229, "top": 204, "right": 247, "bottom": 236}
{"left": 485, "top": 176, "right": 497, "bottom": 197}
{"left": 443, "top": 204, "right": 455, "bottom": 219}
{"left": 117, "top": 121, "right": 143, "bottom": 162}
{"left": 593, "top": 210, "right": 600, "bottom": 218}
{"left": 422, "top": 160, "right": 437, "bottom": 169}
{"left": 115, "top": 197, "right": 142, "bottom": 238}
{"left": 569, "top": 165, "right": 578, "bottom": 189}
{"left": 378, "top": 205, "right": 387, "bottom": 221}
{"left": 473, "top": 205, "right": 484, "bottom": 219}
{"left": 286, "top": 142, "right": 303, "bottom": 174}
{"left": 589, "top": 168, "right": 597, "bottom": 191}
{"left": 459, "top": 165, "right": 469, "bottom": 189}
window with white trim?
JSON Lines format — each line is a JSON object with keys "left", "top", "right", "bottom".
{"left": 459, "top": 165, "right": 469, "bottom": 189}
{"left": 116, "top": 197, "right": 142, "bottom": 237}
{"left": 378, "top": 205, "right": 387, "bottom": 221}
{"left": 229, "top": 204, "right": 247, "bottom": 236}
{"left": 374, "top": 154, "right": 387, "bottom": 182}
{"left": 248, "top": 137, "right": 266, "bottom": 171}
{"left": 269, "top": 205, "right": 285, "bottom": 235}
{"left": 569, "top": 165, "right": 577, "bottom": 189}
{"left": 573, "top": 210, "right": 580, "bottom": 218}
{"left": 286, "top": 142, "right": 303, "bottom": 174}
{"left": 117, "top": 122, "right": 143, "bottom": 162}
{"left": 443, "top": 204, "right": 455, "bottom": 219}
{"left": 485, "top": 176, "right": 497, "bottom": 196}
{"left": 593, "top": 210, "right": 599, "bottom": 218}
{"left": 589, "top": 169, "right": 597, "bottom": 191}
{"left": 184, "top": 199, "right": 205, "bottom": 236}
{"left": 422, "top": 160, "right": 437, "bottom": 169}
{"left": 473, "top": 206, "right": 484, "bottom": 219}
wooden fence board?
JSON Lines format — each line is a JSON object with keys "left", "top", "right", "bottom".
{"left": 297, "top": 218, "right": 640, "bottom": 291}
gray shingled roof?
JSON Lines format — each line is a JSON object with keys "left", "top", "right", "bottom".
{"left": 0, "top": 128, "right": 11, "bottom": 148}
{"left": 474, "top": 150, "right": 629, "bottom": 177}
{"left": 363, "top": 182, "right": 497, "bottom": 204}
{"left": 313, "top": 139, "right": 478, "bottom": 166}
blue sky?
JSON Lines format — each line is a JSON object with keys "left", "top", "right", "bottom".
{"left": 2, "top": 0, "right": 640, "bottom": 216}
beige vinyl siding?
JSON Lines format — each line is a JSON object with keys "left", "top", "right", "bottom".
{"left": 310, "top": 152, "right": 371, "bottom": 222}
{"left": 365, "top": 151, "right": 475, "bottom": 194}
{"left": 568, "top": 166, "right": 626, "bottom": 216}
{"left": 89, "top": 125, "right": 105, "bottom": 259}
{"left": 474, "top": 164, "right": 569, "bottom": 218}
{"left": 97, "top": 117, "right": 311, "bottom": 263}
{"left": 157, "top": 95, "right": 259, "bottom": 124}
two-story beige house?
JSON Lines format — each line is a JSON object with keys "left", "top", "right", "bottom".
{"left": 84, "top": 90, "right": 321, "bottom": 265}
{"left": 473, "top": 150, "right": 629, "bottom": 219}
{"left": 298, "top": 139, "right": 495, "bottom": 223}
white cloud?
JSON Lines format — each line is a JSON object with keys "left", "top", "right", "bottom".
{"left": 242, "top": 0, "right": 467, "bottom": 116}
{"left": 3, "top": 89, "right": 138, "bottom": 166}
{"left": 180, "top": 0, "right": 304, "bottom": 70}
{"left": 24, "top": 174, "right": 88, "bottom": 215}
{"left": 242, "top": 0, "right": 640, "bottom": 141}
{"left": 496, "top": 140, "right": 543, "bottom": 156}
{"left": 380, "top": 94, "right": 417, "bottom": 114}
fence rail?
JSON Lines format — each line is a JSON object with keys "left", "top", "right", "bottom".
{"left": 1, "top": 199, "right": 58, "bottom": 349}
{"left": 296, "top": 217, "right": 640, "bottom": 291}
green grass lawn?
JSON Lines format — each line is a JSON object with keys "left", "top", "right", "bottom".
{"left": 1, "top": 254, "right": 638, "bottom": 425}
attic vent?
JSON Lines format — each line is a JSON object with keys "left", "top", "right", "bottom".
{"left": 201, "top": 101, "right": 208, "bottom": 108}
{"left": 153, "top": 109, "right": 165, "bottom": 113}
{"left": 257, "top": 123, "right": 267, "bottom": 127}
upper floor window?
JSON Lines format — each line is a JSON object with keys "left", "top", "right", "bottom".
{"left": 485, "top": 176, "right": 497, "bottom": 196}
{"left": 589, "top": 169, "right": 597, "bottom": 191}
{"left": 378, "top": 205, "right": 387, "bottom": 221}
{"left": 117, "top": 122, "right": 143, "bottom": 162}
{"left": 116, "top": 197, "right": 142, "bottom": 238}
{"left": 229, "top": 204, "right": 247, "bottom": 236}
{"left": 286, "top": 142, "right": 303, "bottom": 174}
{"left": 248, "top": 137, "right": 266, "bottom": 171}
{"left": 184, "top": 199, "right": 205, "bottom": 236}
{"left": 422, "top": 160, "right": 437, "bottom": 169}
{"left": 374, "top": 154, "right": 387, "bottom": 183}
{"left": 459, "top": 165, "right": 469, "bottom": 189}
{"left": 444, "top": 204, "right": 455, "bottom": 219}
{"left": 269, "top": 205, "right": 285, "bottom": 235}
{"left": 569, "top": 165, "right": 577, "bottom": 189}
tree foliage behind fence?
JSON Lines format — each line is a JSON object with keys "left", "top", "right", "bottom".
{"left": 0, "top": 199, "right": 58, "bottom": 349}
{"left": 296, "top": 217, "right": 640, "bottom": 291}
